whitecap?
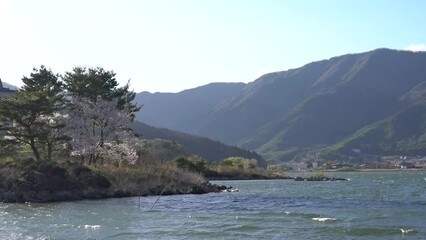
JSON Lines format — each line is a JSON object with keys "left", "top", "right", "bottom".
{"left": 400, "top": 228, "right": 414, "bottom": 234}
{"left": 312, "top": 217, "right": 337, "bottom": 222}
{"left": 83, "top": 225, "right": 101, "bottom": 230}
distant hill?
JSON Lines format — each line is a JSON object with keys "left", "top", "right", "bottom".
{"left": 0, "top": 80, "right": 18, "bottom": 90}
{"left": 131, "top": 121, "right": 266, "bottom": 167}
{"left": 0, "top": 80, "right": 15, "bottom": 97}
{"left": 134, "top": 49, "right": 426, "bottom": 162}
{"left": 134, "top": 82, "right": 245, "bottom": 133}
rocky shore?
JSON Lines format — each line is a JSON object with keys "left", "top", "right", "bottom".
{"left": 294, "top": 176, "right": 347, "bottom": 181}
{"left": 0, "top": 182, "right": 228, "bottom": 203}
{"left": 0, "top": 159, "right": 228, "bottom": 203}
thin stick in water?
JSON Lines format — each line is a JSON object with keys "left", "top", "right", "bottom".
{"left": 149, "top": 185, "right": 168, "bottom": 211}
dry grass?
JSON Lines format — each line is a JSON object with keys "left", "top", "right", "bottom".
{"left": 96, "top": 164, "right": 207, "bottom": 195}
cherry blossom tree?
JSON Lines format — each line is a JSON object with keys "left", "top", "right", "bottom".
{"left": 63, "top": 96, "right": 138, "bottom": 166}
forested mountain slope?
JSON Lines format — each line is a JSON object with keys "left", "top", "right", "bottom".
{"left": 135, "top": 49, "right": 426, "bottom": 162}
{"left": 131, "top": 121, "right": 266, "bottom": 166}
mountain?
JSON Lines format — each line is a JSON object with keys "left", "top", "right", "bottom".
{"left": 134, "top": 82, "right": 245, "bottom": 133}
{"left": 323, "top": 83, "right": 426, "bottom": 158}
{"left": 0, "top": 80, "right": 18, "bottom": 90}
{"left": 0, "top": 80, "right": 15, "bottom": 97}
{"left": 131, "top": 121, "right": 266, "bottom": 167}
{"left": 134, "top": 49, "right": 426, "bottom": 162}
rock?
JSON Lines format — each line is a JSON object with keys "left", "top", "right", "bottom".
{"left": 295, "top": 176, "right": 305, "bottom": 181}
{"left": 294, "top": 176, "right": 347, "bottom": 181}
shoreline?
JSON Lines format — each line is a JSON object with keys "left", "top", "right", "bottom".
{"left": 0, "top": 181, "right": 229, "bottom": 204}
{"left": 285, "top": 168, "right": 424, "bottom": 174}
{"left": 0, "top": 159, "right": 229, "bottom": 204}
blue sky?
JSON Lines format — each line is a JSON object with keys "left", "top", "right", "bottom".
{"left": 1, "top": 0, "right": 425, "bottom": 93}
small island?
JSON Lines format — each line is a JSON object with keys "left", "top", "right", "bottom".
{"left": 0, "top": 67, "right": 284, "bottom": 203}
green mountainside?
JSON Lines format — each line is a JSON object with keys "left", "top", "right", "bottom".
{"left": 131, "top": 121, "right": 266, "bottom": 166}
{"left": 134, "top": 82, "right": 245, "bottom": 133}
{"left": 324, "top": 92, "right": 426, "bottom": 158}
{"left": 135, "top": 49, "right": 426, "bottom": 162}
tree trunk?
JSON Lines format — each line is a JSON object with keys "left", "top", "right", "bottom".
{"left": 47, "top": 142, "right": 52, "bottom": 161}
{"left": 30, "top": 138, "right": 42, "bottom": 161}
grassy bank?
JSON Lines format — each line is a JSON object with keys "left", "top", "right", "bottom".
{"left": 0, "top": 158, "right": 226, "bottom": 203}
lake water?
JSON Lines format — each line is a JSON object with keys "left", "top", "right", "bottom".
{"left": 1, "top": 171, "right": 425, "bottom": 239}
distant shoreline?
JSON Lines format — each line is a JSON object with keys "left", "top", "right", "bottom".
{"left": 286, "top": 168, "right": 424, "bottom": 173}
{"left": 354, "top": 168, "right": 424, "bottom": 172}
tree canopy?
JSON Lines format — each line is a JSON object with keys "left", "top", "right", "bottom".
{"left": 0, "top": 66, "right": 140, "bottom": 164}
{"left": 0, "top": 66, "right": 67, "bottom": 161}
{"left": 63, "top": 67, "right": 140, "bottom": 119}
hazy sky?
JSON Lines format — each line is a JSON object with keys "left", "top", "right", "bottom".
{"left": 1, "top": 0, "right": 425, "bottom": 93}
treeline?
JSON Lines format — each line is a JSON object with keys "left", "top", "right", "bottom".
{"left": 0, "top": 66, "right": 140, "bottom": 166}
{"left": 167, "top": 156, "right": 286, "bottom": 180}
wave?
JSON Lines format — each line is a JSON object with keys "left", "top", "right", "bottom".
{"left": 400, "top": 228, "right": 415, "bottom": 234}
{"left": 312, "top": 217, "right": 337, "bottom": 222}
{"left": 79, "top": 224, "right": 101, "bottom": 230}
{"left": 284, "top": 211, "right": 322, "bottom": 218}
{"left": 284, "top": 211, "right": 338, "bottom": 222}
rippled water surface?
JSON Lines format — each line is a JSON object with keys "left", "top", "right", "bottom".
{"left": 1, "top": 171, "right": 426, "bottom": 239}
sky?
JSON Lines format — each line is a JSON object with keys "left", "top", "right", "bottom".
{"left": 1, "top": 0, "right": 425, "bottom": 93}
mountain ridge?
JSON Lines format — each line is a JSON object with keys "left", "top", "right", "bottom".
{"left": 134, "top": 48, "right": 426, "bottom": 162}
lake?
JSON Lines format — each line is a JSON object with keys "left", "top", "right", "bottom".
{"left": 1, "top": 171, "right": 425, "bottom": 239}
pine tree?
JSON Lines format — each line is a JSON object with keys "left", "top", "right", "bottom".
{"left": 0, "top": 66, "right": 67, "bottom": 161}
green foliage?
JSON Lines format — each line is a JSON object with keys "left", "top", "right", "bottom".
{"left": 0, "top": 140, "right": 17, "bottom": 158}
{"left": 131, "top": 121, "right": 266, "bottom": 166}
{"left": 323, "top": 102, "right": 426, "bottom": 158}
{"left": 266, "top": 164, "right": 281, "bottom": 171}
{"left": 219, "top": 157, "right": 257, "bottom": 169}
{"left": 21, "top": 66, "right": 64, "bottom": 99}
{"left": 63, "top": 67, "right": 118, "bottom": 100}
{"left": 0, "top": 66, "right": 141, "bottom": 165}
{"left": 137, "top": 139, "right": 189, "bottom": 165}
{"left": 174, "top": 156, "right": 208, "bottom": 173}
{"left": 337, "top": 166, "right": 355, "bottom": 172}
{"left": 0, "top": 66, "right": 67, "bottom": 161}
{"left": 63, "top": 67, "right": 140, "bottom": 119}
{"left": 314, "top": 169, "right": 326, "bottom": 178}
{"left": 0, "top": 156, "right": 14, "bottom": 167}
{"left": 259, "top": 147, "right": 301, "bottom": 163}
